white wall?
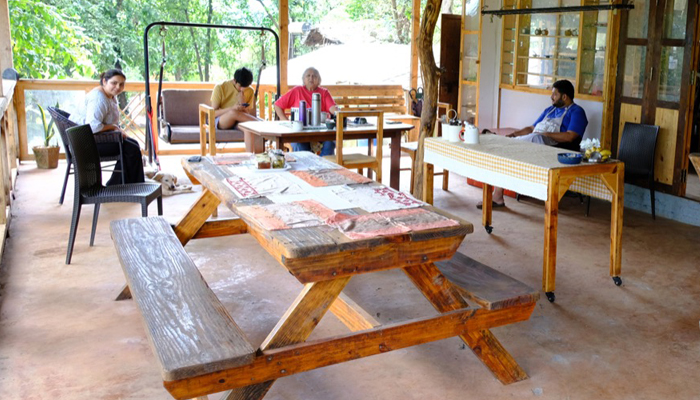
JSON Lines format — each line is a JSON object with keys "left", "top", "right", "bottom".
{"left": 477, "top": 0, "right": 603, "bottom": 140}
{"left": 499, "top": 89, "right": 603, "bottom": 140}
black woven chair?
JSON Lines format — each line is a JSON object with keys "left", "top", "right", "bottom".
{"left": 554, "top": 134, "right": 583, "bottom": 152}
{"left": 64, "top": 124, "right": 162, "bottom": 264}
{"left": 584, "top": 123, "right": 659, "bottom": 218}
{"left": 618, "top": 122, "right": 660, "bottom": 218}
{"left": 47, "top": 106, "right": 125, "bottom": 204}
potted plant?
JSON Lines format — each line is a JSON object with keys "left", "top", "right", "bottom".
{"left": 32, "top": 104, "right": 60, "bottom": 169}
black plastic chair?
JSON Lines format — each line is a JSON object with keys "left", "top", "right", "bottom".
{"left": 64, "top": 124, "right": 162, "bottom": 264}
{"left": 618, "top": 122, "right": 660, "bottom": 219}
{"left": 554, "top": 134, "right": 583, "bottom": 152}
{"left": 584, "top": 123, "right": 659, "bottom": 218}
{"left": 47, "top": 107, "right": 125, "bottom": 204}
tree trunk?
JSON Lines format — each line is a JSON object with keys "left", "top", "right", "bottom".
{"left": 412, "top": 0, "right": 443, "bottom": 200}
{"left": 184, "top": 9, "right": 204, "bottom": 82}
{"left": 204, "top": 0, "right": 213, "bottom": 81}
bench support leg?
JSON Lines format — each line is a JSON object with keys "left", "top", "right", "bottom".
{"left": 403, "top": 263, "right": 529, "bottom": 384}
{"left": 221, "top": 277, "right": 351, "bottom": 400}
{"left": 174, "top": 189, "right": 221, "bottom": 246}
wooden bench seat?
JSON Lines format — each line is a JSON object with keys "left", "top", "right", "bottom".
{"left": 110, "top": 216, "right": 255, "bottom": 384}
{"left": 435, "top": 252, "right": 539, "bottom": 310}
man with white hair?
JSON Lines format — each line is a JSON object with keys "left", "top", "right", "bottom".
{"left": 274, "top": 67, "right": 339, "bottom": 156}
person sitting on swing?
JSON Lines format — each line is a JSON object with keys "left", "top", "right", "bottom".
{"left": 274, "top": 67, "right": 338, "bottom": 156}
{"left": 211, "top": 67, "right": 260, "bottom": 129}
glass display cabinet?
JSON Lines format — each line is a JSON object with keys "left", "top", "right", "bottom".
{"left": 500, "top": 0, "right": 611, "bottom": 100}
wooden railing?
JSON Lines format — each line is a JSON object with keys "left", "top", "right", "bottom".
{"left": 14, "top": 79, "right": 278, "bottom": 160}
{"left": 0, "top": 78, "right": 19, "bottom": 256}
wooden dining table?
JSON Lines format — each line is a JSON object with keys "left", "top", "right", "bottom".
{"left": 168, "top": 151, "right": 537, "bottom": 399}
{"left": 422, "top": 135, "right": 625, "bottom": 302}
{"left": 237, "top": 120, "right": 415, "bottom": 190}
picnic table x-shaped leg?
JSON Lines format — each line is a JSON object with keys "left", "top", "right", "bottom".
{"left": 166, "top": 189, "right": 529, "bottom": 400}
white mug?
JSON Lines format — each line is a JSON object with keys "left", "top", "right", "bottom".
{"left": 290, "top": 120, "right": 303, "bottom": 132}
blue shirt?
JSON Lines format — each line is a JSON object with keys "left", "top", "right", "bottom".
{"left": 532, "top": 103, "right": 588, "bottom": 137}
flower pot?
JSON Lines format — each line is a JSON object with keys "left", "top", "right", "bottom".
{"left": 32, "top": 146, "right": 60, "bottom": 169}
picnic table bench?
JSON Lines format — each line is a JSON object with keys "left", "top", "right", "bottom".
{"left": 111, "top": 153, "right": 540, "bottom": 400}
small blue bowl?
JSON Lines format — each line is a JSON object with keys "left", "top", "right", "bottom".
{"left": 557, "top": 153, "right": 583, "bottom": 165}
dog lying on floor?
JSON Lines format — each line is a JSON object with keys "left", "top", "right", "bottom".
{"left": 147, "top": 171, "right": 193, "bottom": 196}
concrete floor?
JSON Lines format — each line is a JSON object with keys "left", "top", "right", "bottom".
{"left": 1, "top": 154, "right": 700, "bottom": 400}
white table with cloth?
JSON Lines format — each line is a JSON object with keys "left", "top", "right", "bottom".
{"left": 422, "top": 134, "right": 624, "bottom": 302}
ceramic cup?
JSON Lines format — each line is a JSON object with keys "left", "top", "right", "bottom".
{"left": 442, "top": 123, "right": 462, "bottom": 143}
{"left": 290, "top": 120, "right": 303, "bottom": 132}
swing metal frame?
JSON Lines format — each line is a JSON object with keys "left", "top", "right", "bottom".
{"left": 143, "top": 21, "right": 281, "bottom": 164}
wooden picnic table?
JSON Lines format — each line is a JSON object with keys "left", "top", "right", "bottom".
{"left": 237, "top": 120, "right": 415, "bottom": 190}
{"left": 422, "top": 135, "right": 625, "bottom": 302}
{"left": 128, "top": 151, "right": 539, "bottom": 399}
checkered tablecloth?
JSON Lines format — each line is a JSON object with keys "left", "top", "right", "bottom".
{"left": 424, "top": 135, "right": 615, "bottom": 201}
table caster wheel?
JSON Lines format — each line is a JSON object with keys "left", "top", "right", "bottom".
{"left": 546, "top": 292, "right": 555, "bottom": 302}
{"left": 612, "top": 276, "right": 622, "bottom": 286}
{"left": 485, "top": 225, "right": 493, "bottom": 234}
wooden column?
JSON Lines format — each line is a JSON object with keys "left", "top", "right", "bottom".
{"left": 0, "top": 0, "right": 13, "bottom": 95}
{"left": 600, "top": 10, "right": 621, "bottom": 150}
{"left": 14, "top": 84, "right": 28, "bottom": 161}
{"left": 279, "top": 0, "right": 289, "bottom": 94}
{"left": 410, "top": 0, "right": 420, "bottom": 90}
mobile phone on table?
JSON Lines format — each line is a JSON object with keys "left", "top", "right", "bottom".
{"left": 188, "top": 155, "right": 202, "bottom": 162}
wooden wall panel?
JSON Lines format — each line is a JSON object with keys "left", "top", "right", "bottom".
{"left": 617, "top": 103, "right": 642, "bottom": 148}
{"left": 654, "top": 107, "right": 679, "bottom": 185}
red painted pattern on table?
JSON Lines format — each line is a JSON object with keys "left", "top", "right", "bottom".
{"left": 226, "top": 177, "right": 259, "bottom": 198}
{"left": 372, "top": 187, "right": 424, "bottom": 207}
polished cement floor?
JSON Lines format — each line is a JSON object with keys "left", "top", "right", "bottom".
{"left": 1, "top": 154, "right": 699, "bottom": 400}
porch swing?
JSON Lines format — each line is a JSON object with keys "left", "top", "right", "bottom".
{"left": 143, "top": 21, "right": 281, "bottom": 165}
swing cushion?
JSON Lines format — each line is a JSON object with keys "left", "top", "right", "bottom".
{"left": 161, "top": 89, "right": 244, "bottom": 144}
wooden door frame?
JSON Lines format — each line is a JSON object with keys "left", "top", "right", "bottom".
{"left": 440, "top": 13, "right": 462, "bottom": 114}
{"left": 612, "top": 0, "right": 698, "bottom": 195}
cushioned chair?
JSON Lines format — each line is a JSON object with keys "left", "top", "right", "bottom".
{"left": 324, "top": 110, "right": 384, "bottom": 182}
{"left": 47, "top": 107, "right": 125, "bottom": 204}
{"left": 159, "top": 89, "right": 244, "bottom": 145}
{"left": 64, "top": 124, "right": 162, "bottom": 264}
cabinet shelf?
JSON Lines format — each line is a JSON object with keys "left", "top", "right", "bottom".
{"left": 519, "top": 33, "right": 579, "bottom": 38}
{"left": 518, "top": 56, "right": 577, "bottom": 61}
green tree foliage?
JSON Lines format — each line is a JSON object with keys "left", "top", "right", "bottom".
{"left": 9, "top": 0, "right": 98, "bottom": 78}
{"left": 345, "top": 0, "right": 412, "bottom": 43}
{"left": 9, "top": 0, "right": 436, "bottom": 81}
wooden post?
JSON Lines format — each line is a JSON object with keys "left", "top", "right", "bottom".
{"left": 412, "top": 0, "right": 443, "bottom": 199}
{"left": 149, "top": 83, "right": 159, "bottom": 155}
{"left": 279, "top": 0, "right": 289, "bottom": 94}
{"left": 14, "top": 84, "right": 28, "bottom": 161}
{"left": 600, "top": 10, "right": 620, "bottom": 150}
{"left": 0, "top": 0, "right": 13, "bottom": 95}
{"left": 410, "top": 0, "right": 420, "bottom": 91}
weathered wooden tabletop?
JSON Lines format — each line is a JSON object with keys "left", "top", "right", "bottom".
{"left": 182, "top": 152, "right": 473, "bottom": 283}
